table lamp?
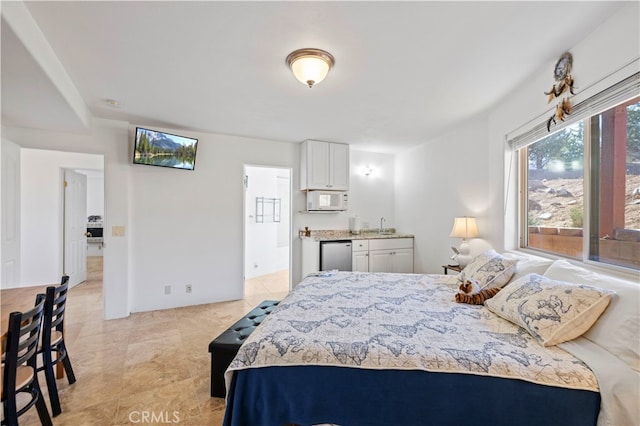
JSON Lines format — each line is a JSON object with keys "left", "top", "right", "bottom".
{"left": 450, "top": 217, "right": 479, "bottom": 268}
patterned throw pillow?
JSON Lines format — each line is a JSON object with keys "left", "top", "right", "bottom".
{"left": 459, "top": 250, "right": 517, "bottom": 290}
{"left": 485, "top": 273, "right": 614, "bottom": 346}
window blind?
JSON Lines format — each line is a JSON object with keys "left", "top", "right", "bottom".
{"left": 508, "top": 71, "right": 640, "bottom": 151}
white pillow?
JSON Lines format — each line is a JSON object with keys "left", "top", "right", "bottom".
{"left": 544, "top": 260, "right": 640, "bottom": 372}
{"left": 501, "top": 250, "right": 554, "bottom": 283}
{"left": 459, "top": 250, "right": 517, "bottom": 290}
{"left": 485, "top": 273, "right": 614, "bottom": 346}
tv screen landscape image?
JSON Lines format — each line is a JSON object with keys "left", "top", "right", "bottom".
{"left": 133, "top": 127, "right": 198, "bottom": 170}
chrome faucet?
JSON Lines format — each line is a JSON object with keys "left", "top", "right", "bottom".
{"left": 380, "top": 217, "right": 386, "bottom": 233}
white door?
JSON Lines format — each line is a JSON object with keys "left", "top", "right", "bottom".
{"left": 392, "top": 249, "right": 414, "bottom": 273}
{"left": 64, "top": 170, "right": 87, "bottom": 288}
{"left": 1, "top": 140, "right": 21, "bottom": 287}
{"left": 329, "top": 142, "right": 350, "bottom": 190}
{"left": 369, "top": 250, "right": 393, "bottom": 272}
{"left": 352, "top": 251, "right": 369, "bottom": 272}
{"left": 307, "top": 140, "right": 330, "bottom": 189}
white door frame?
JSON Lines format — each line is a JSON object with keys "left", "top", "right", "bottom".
{"left": 243, "top": 164, "right": 292, "bottom": 294}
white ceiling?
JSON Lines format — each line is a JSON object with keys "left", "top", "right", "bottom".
{"left": 1, "top": 1, "right": 625, "bottom": 153}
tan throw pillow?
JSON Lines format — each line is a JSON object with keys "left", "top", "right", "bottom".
{"left": 459, "top": 250, "right": 517, "bottom": 290}
{"left": 485, "top": 273, "right": 614, "bottom": 346}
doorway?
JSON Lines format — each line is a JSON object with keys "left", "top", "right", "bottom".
{"left": 69, "top": 169, "right": 105, "bottom": 289}
{"left": 7, "top": 148, "right": 103, "bottom": 290}
{"left": 244, "top": 166, "right": 291, "bottom": 298}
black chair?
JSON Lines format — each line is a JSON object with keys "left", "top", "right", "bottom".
{"left": 1, "top": 294, "right": 52, "bottom": 426}
{"left": 36, "top": 275, "right": 76, "bottom": 417}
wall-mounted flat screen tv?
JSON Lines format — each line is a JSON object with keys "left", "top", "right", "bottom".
{"left": 133, "top": 127, "right": 198, "bottom": 171}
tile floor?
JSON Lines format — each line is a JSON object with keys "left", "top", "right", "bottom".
{"left": 4, "top": 258, "right": 289, "bottom": 425}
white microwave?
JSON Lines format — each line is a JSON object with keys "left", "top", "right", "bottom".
{"left": 306, "top": 191, "right": 348, "bottom": 211}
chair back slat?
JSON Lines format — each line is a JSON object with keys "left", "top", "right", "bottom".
{"left": 53, "top": 295, "right": 67, "bottom": 308}
{"left": 52, "top": 302, "right": 65, "bottom": 327}
{"left": 16, "top": 335, "right": 40, "bottom": 366}
{"left": 42, "top": 276, "right": 70, "bottom": 344}
{"left": 17, "top": 325, "right": 40, "bottom": 357}
{"left": 51, "top": 316, "right": 64, "bottom": 330}
{"left": 3, "top": 294, "right": 46, "bottom": 387}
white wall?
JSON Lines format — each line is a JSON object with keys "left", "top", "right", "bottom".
{"left": 395, "top": 2, "right": 639, "bottom": 274}
{"left": 395, "top": 116, "right": 493, "bottom": 274}
{"left": 244, "top": 166, "right": 290, "bottom": 280}
{"left": 19, "top": 148, "right": 103, "bottom": 287}
{"left": 77, "top": 169, "right": 105, "bottom": 257}
{"left": 77, "top": 169, "right": 104, "bottom": 218}
{"left": 128, "top": 128, "right": 299, "bottom": 312}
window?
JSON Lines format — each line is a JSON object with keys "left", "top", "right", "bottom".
{"left": 524, "top": 122, "right": 585, "bottom": 259}
{"left": 517, "top": 86, "right": 639, "bottom": 271}
{"left": 588, "top": 99, "right": 640, "bottom": 269}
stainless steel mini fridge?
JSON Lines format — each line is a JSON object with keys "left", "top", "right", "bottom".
{"left": 319, "top": 240, "right": 352, "bottom": 271}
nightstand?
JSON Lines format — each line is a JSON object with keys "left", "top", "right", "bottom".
{"left": 442, "top": 265, "right": 462, "bottom": 275}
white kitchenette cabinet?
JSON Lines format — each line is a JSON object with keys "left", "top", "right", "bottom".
{"left": 351, "top": 239, "right": 369, "bottom": 272}
{"left": 300, "top": 140, "right": 349, "bottom": 191}
{"left": 302, "top": 234, "right": 414, "bottom": 278}
{"left": 368, "top": 238, "right": 414, "bottom": 273}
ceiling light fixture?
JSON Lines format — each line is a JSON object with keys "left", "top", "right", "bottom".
{"left": 286, "top": 48, "right": 335, "bottom": 88}
{"left": 104, "top": 99, "right": 121, "bottom": 108}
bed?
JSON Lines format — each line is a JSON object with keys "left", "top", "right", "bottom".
{"left": 223, "top": 254, "right": 639, "bottom": 426}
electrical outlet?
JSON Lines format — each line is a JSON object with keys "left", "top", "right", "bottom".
{"left": 164, "top": 285, "right": 171, "bottom": 295}
{"left": 186, "top": 284, "right": 192, "bottom": 293}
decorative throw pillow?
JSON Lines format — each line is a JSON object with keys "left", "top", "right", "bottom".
{"left": 485, "top": 273, "right": 614, "bottom": 346}
{"left": 459, "top": 250, "right": 517, "bottom": 290}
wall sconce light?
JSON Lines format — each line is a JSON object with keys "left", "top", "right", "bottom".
{"left": 286, "top": 48, "right": 335, "bottom": 88}
{"left": 363, "top": 167, "right": 373, "bottom": 176}
{"left": 450, "top": 216, "right": 479, "bottom": 268}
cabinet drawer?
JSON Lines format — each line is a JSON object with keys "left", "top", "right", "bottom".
{"left": 369, "top": 238, "right": 413, "bottom": 251}
{"left": 352, "top": 240, "right": 369, "bottom": 252}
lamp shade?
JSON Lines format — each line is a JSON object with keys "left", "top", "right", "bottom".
{"left": 450, "top": 217, "right": 479, "bottom": 239}
{"left": 286, "top": 48, "right": 335, "bottom": 88}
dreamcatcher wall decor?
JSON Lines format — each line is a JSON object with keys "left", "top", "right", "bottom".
{"left": 545, "top": 51, "right": 576, "bottom": 131}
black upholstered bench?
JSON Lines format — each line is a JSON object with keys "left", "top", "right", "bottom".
{"left": 208, "top": 299, "right": 280, "bottom": 397}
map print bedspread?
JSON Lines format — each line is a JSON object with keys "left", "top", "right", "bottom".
{"left": 226, "top": 272, "right": 598, "bottom": 392}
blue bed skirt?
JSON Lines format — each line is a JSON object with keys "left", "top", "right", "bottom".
{"left": 223, "top": 366, "right": 600, "bottom": 426}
